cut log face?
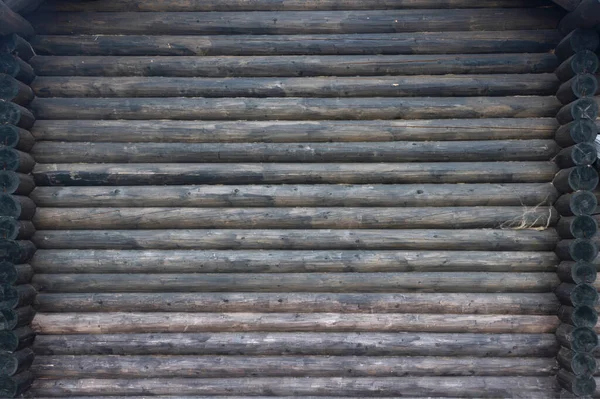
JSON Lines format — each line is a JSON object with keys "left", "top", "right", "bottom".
{"left": 555, "top": 119, "right": 598, "bottom": 147}
{"left": 555, "top": 50, "right": 599, "bottom": 81}
{"left": 555, "top": 191, "right": 598, "bottom": 216}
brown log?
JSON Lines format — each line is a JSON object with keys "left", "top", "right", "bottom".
{"left": 31, "top": 312, "right": 560, "bottom": 334}
{"left": 556, "top": 97, "right": 599, "bottom": 125}
{"left": 557, "top": 369, "right": 597, "bottom": 396}
{"left": 0, "top": 171, "right": 36, "bottom": 195}
{"left": 555, "top": 238, "right": 598, "bottom": 261}
{"left": 558, "top": 347, "right": 597, "bottom": 375}
{"left": 0, "top": 34, "right": 34, "bottom": 61}
{"left": 556, "top": 73, "right": 599, "bottom": 104}
{"left": 552, "top": 166, "right": 598, "bottom": 193}
{"left": 559, "top": 0, "right": 600, "bottom": 34}
{"left": 0, "top": 147, "right": 34, "bottom": 173}
{"left": 558, "top": 260, "right": 598, "bottom": 284}
{"left": 557, "top": 323, "right": 599, "bottom": 352}
{"left": 555, "top": 29, "right": 600, "bottom": 61}
{"left": 554, "top": 143, "right": 597, "bottom": 168}
{"left": 30, "top": 31, "right": 562, "bottom": 56}
{"left": 558, "top": 305, "right": 598, "bottom": 327}
{"left": 0, "top": 99, "right": 34, "bottom": 128}
{"left": 31, "top": 229, "right": 560, "bottom": 251}
{"left": 0, "top": 348, "right": 34, "bottom": 376}
{"left": 0, "top": 1, "right": 34, "bottom": 38}
{"left": 555, "top": 119, "right": 598, "bottom": 147}
{"left": 30, "top": 249, "right": 559, "bottom": 274}
{"left": 557, "top": 214, "right": 598, "bottom": 238}
{"left": 555, "top": 282, "right": 599, "bottom": 306}
{"left": 0, "top": 194, "right": 36, "bottom": 220}
{"left": 0, "top": 124, "right": 34, "bottom": 151}
{"left": 0, "top": 326, "right": 34, "bottom": 351}
{"left": 555, "top": 50, "right": 599, "bottom": 82}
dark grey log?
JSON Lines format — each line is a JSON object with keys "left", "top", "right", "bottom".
{"left": 0, "top": 240, "right": 35, "bottom": 264}
{"left": 0, "top": 172, "right": 35, "bottom": 195}
{"left": 553, "top": 166, "right": 599, "bottom": 193}
{"left": 557, "top": 369, "right": 596, "bottom": 396}
{"left": 556, "top": 73, "right": 599, "bottom": 104}
{"left": 558, "top": 260, "right": 597, "bottom": 284}
{"left": 554, "top": 143, "right": 597, "bottom": 168}
{"left": 555, "top": 119, "right": 598, "bottom": 147}
{"left": 555, "top": 29, "right": 600, "bottom": 61}
{"left": 0, "top": 326, "right": 33, "bottom": 351}
{"left": 0, "top": 124, "right": 34, "bottom": 151}
{"left": 0, "top": 348, "right": 34, "bottom": 377}
{"left": 558, "top": 305, "right": 598, "bottom": 327}
{"left": 0, "top": 284, "right": 17, "bottom": 309}
{"left": 555, "top": 282, "right": 599, "bottom": 306}
{"left": 0, "top": 261, "right": 16, "bottom": 285}
{"left": 555, "top": 191, "right": 598, "bottom": 216}
{"left": 0, "top": 147, "right": 35, "bottom": 173}
{"left": 12, "top": 305, "right": 33, "bottom": 329}
{"left": 0, "top": 34, "right": 34, "bottom": 61}
{"left": 557, "top": 214, "right": 598, "bottom": 238}
{"left": 559, "top": 0, "right": 600, "bottom": 34}
{"left": 0, "top": 54, "right": 34, "bottom": 84}
{"left": 0, "top": 371, "right": 33, "bottom": 398}
{"left": 557, "top": 323, "right": 598, "bottom": 352}
{"left": 555, "top": 50, "right": 599, "bottom": 82}
{"left": 0, "top": 1, "right": 34, "bottom": 38}
{"left": 30, "top": 31, "right": 562, "bottom": 56}
{"left": 15, "top": 264, "right": 31, "bottom": 285}
{"left": 555, "top": 238, "right": 598, "bottom": 261}
{"left": 0, "top": 73, "right": 32, "bottom": 105}
{"left": 0, "top": 194, "right": 36, "bottom": 220}
{"left": 1, "top": 308, "right": 17, "bottom": 330}
{"left": 552, "top": 0, "right": 583, "bottom": 10}
{"left": 0, "top": 218, "right": 34, "bottom": 240}
{"left": 0, "top": 99, "right": 34, "bottom": 129}
{"left": 14, "top": 284, "right": 35, "bottom": 309}
{"left": 3, "top": 0, "right": 44, "bottom": 13}
{"left": 558, "top": 347, "right": 597, "bottom": 375}
{"left": 556, "top": 97, "right": 599, "bottom": 124}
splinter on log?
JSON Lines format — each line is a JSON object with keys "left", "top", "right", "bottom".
{"left": 555, "top": 50, "right": 599, "bottom": 81}
{"left": 555, "top": 282, "right": 599, "bottom": 307}
{"left": 555, "top": 238, "right": 598, "bottom": 261}
{"left": 558, "top": 305, "right": 598, "bottom": 327}
{"left": 553, "top": 166, "right": 599, "bottom": 193}
{"left": 556, "top": 97, "right": 599, "bottom": 124}
{"left": 556, "top": 73, "right": 599, "bottom": 104}
{"left": 557, "top": 214, "right": 598, "bottom": 238}
{"left": 557, "top": 260, "right": 597, "bottom": 283}
{"left": 555, "top": 119, "right": 598, "bottom": 147}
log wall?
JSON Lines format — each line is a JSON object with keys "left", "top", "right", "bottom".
{"left": 19, "top": 0, "right": 595, "bottom": 397}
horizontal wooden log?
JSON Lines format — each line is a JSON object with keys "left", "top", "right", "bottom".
{"left": 32, "top": 162, "right": 560, "bottom": 186}
{"left": 31, "top": 229, "right": 560, "bottom": 251}
{"left": 557, "top": 214, "right": 598, "bottom": 239}
{"left": 0, "top": 240, "right": 35, "bottom": 264}
{"left": 31, "top": 272, "right": 559, "bottom": 294}
{"left": 29, "top": 96, "right": 562, "bottom": 121}
{"left": 0, "top": 34, "right": 34, "bottom": 61}
{"left": 30, "top": 31, "right": 562, "bottom": 56}
{"left": 31, "top": 75, "right": 561, "bottom": 98}
{"left": 554, "top": 143, "right": 597, "bottom": 168}
{"left": 0, "top": 371, "right": 33, "bottom": 398}
{"left": 558, "top": 369, "right": 597, "bottom": 396}
{"left": 555, "top": 119, "right": 598, "bottom": 147}
{"left": 0, "top": 172, "right": 36, "bottom": 195}
{"left": 555, "top": 29, "right": 600, "bottom": 61}
{"left": 32, "top": 207, "right": 558, "bottom": 230}
{"left": 34, "top": 292, "right": 560, "bottom": 314}
{"left": 26, "top": 376, "right": 560, "bottom": 397}
{"left": 0, "top": 99, "right": 34, "bottom": 128}
{"left": 31, "top": 312, "right": 560, "bottom": 334}
{"left": 15, "top": 264, "right": 31, "bottom": 285}
{"left": 0, "top": 1, "right": 34, "bottom": 38}
{"left": 555, "top": 191, "right": 597, "bottom": 216}
{"left": 558, "top": 260, "right": 598, "bottom": 283}
{"left": 557, "top": 323, "right": 599, "bottom": 352}
{"left": 556, "top": 282, "right": 599, "bottom": 306}
{"left": 30, "top": 249, "right": 559, "bottom": 274}
{"left": 30, "top": 54, "right": 560, "bottom": 77}
{"left": 0, "top": 326, "right": 33, "bottom": 352}
{"left": 553, "top": 166, "right": 599, "bottom": 193}
{"left": 0, "top": 73, "right": 32, "bottom": 105}
{"left": 556, "top": 73, "right": 599, "bottom": 104}
{"left": 31, "top": 355, "right": 556, "bottom": 378}
{"left": 556, "top": 97, "right": 599, "bottom": 125}
{"left": 555, "top": 50, "right": 599, "bottom": 82}
{"left": 0, "top": 54, "right": 34, "bottom": 84}
{"left": 0, "top": 124, "right": 34, "bottom": 151}
{"left": 559, "top": 305, "right": 598, "bottom": 327}
{"left": 13, "top": 284, "right": 36, "bottom": 309}
{"left": 12, "top": 305, "right": 34, "bottom": 329}
{"left": 559, "top": 0, "right": 600, "bottom": 34}
{"left": 0, "top": 194, "right": 36, "bottom": 220}
{"left": 0, "top": 348, "right": 34, "bottom": 376}
{"left": 31, "top": 140, "right": 560, "bottom": 163}
{"left": 30, "top": 118, "right": 560, "bottom": 143}
{"left": 558, "top": 347, "right": 597, "bottom": 375}
{"left": 0, "top": 147, "right": 34, "bottom": 173}
{"left": 0, "top": 218, "right": 34, "bottom": 240}
{"left": 555, "top": 238, "right": 598, "bottom": 261}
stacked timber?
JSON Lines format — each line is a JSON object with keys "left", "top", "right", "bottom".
{"left": 553, "top": 28, "right": 600, "bottom": 398}
{"left": 0, "top": 1, "right": 38, "bottom": 397}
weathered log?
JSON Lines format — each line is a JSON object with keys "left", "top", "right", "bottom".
{"left": 0, "top": 54, "right": 33, "bottom": 84}
{"left": 30, "top": 54, "right": 559, "bottom": 77}
{"left": 556, "top": 97, "right": 599, "bottom": 124}
{"left": 559, "top": 0, "right": 600, "bottom": 34}
{"left": 14, "top": 264, "right": 31, "bottom": 285}
{"left": 557, "top": 369, "right": 597, "bottom": 396}
{"left": 0, "top": 74, "right": 32, "bottom": 107}
{"left": 556, "top": 73, "right": 599, "bottom": 104}
{"left": 557, "top": 323, "right": 599, "bottom": 352}
{"left": 30, "top": 355, "right": 556, "bottom": 378}
{"left": 31, "top": 229, "right": 559, "bottom": 251}
{"left": 31, "top": 140, "right": 560, "bottom": 163}
{"left": 558, "top": 305, "right": 598, "bottom": 327}
{"left": 3, "top": 0, "right": 44, "bottom": 13}
{"left": 555, "top": 119, "right": 598, "bottom": 147}
{"left": 557, "top": 214, "right": 598, "bottom": 239}
{"left": 0, "top": 218, "right": 34, "bottom": 240}
{"left": 34, "top": 292, "right": 560, "bottom": 314}
{"left": 32, "top": 162, "right": 559, "bottom": 186}
{"left": 558, "top": 260, "right": 598, "bottom": 284}
{"left": 30, "top": 183, "right": 559, "bottom": 208}
{"left": 0, "top": 1, "right": 34, "bottom": 38}
{"left": 555, "top": 29, "right": 600, "bottom": 61}
{"left": 0, "top": 194, "right": 36, "bottom": 220}
{"left": 553, "top": 166, "right": 598, "bottom": 193}
{"left": 0, "top": 240, "right": 35, "bottom": 264}
{"left": 31, "top": 207, "right": 558, "bottom": 230}
{"left": 31, "top": 272, "right": 559, "bottom": 294}
{"left": 30, "top": 249, "right": 559, "bottom": 274}
{"left": 0, "top": 172, "right": 33, "bottom": 196}
{"left": 555, "top": 238, "right": 598, "bottom": 261}
{"left": 31, "top": 312, "right": 560, "bottom": 334}
{"left": 554, "top": 143, "right": 597, "bottom": 168}
{"left": 0, "top": 125, "right": 33, "bottom": 151}
{"left": 14, "top": 284, "right": 35, "bottom": 309}
{"left": 0, "top": 348, "right": 34, "bottom": 377}
{"left": 0, "top": 147, "right": 34, "bottom": 173}
{"left": 30, "top": 118, "right": 560, "bottom": 143}
{"left": 555, "top": 50, "right": 599, "bottom": 82}
{"left": 30, "top": 31, "right": 562, "bottom": 56}
{"left": 0, "top": 34, "right": 34, "bottom": 61}
{"left": 32, "top": 331, "right": 559, "bottom": 357}
{"left": 31, "top": 75, "right": 561, "bottom": 98}
{"left": 29, "top": 96, "right": 561, "bottom": 121}
{"left": 0, "top": 284, "right": 17, "bottom": 309}
{"left": 551, "top": 191, "right": 597, "bottom": 216}
{"left": 1, "top": 307, "right": 17, "bottom": 330}
{"left": 558, "top": 347, "right": 597, "bottom": 375}
{"left": 0, "top": 99, "right": 34, "bottom": 128}
{"left": 0, "top": 261, "right": 16, "bottom": 285}
{"left": 556, "top": 282, "right": 599, "bottom": 307}
{"left": 552, "top": 0, "right": 583, "bottom": 10}
{"left": 12, "top": 305, "right": 33, "bottom": 329}
{"left": 0, "top": 371, "right": 33, "bottom": 398}
{"left": 0, "top": 326, "right": 33, "bottom": 351}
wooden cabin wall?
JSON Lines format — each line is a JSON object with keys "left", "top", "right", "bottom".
{"left": 18, "top": 0, "right": 599, "bottom": 397}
